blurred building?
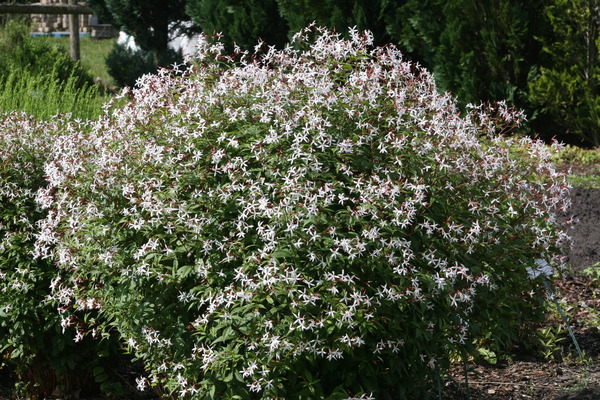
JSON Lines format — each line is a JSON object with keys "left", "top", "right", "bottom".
{"left": 29, "top": 0, "right": 117, "bottom": 38}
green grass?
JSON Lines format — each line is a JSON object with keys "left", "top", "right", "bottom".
{"left": 567, "top": 173, "right": 600, "bottom": 189}
{"left": 553, "top": 145, "right": 600, "bottom": 189}
{"left": 34, "top": 36, "right": 117, "bottom": 87}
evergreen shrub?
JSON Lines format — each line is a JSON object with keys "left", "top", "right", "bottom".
{"left": 0, "top": 19, "right": 94, "bottom": 89}
{"left": 36, "top": 26, "right": 572, "bottom": 399}
{"left": 0, "top": 19, "right": 105, "bottom": 119}
{"left": 105, "top": 41, "right": 183, "bottom": 88}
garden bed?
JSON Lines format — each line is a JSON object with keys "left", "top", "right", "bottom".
{"left": 445, "top": 274, "right": 600, "bottom": 400}
{"left": 1, "top": 25, "right": 598, "bottom": 397}
{"left": 444, "top": 173, "right": 600, "bottom": 400}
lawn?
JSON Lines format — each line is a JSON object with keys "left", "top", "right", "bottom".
{"left": 34, "top": 35, "right": 117, "bottom": 87}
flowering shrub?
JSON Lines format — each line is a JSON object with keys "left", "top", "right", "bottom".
{"left": 36, "top": 26, "right": 572, "bottom": 399}
{"left": 0, "top": 113, "right": 123, "bottom": 397}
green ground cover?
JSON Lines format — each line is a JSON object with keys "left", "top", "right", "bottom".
{"left": 554, "top": 146, "right": 600, "bottom": 189}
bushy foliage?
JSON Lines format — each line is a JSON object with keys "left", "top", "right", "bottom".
{"left": 0, "top": 19, "right": 94, "bottom": 89}
{"left": 0, "top": 113, "right": 122, "bottom": 398}
{"left": 184, "top": 0, "right": 540, "bottom": 108}
{"left": 185, "top": 0, "right": 290, "bottom": 52}
{"left": 0, "top": 113, "right": 56, "bottom": 396}
{"left": 418, "top": 2, "right": 537, "bottom": 101}
{"left": 105, "top": 41, "right": 183, "bottom": 88}
{"left": 0, "top": 19, "right": 105, "bottom": 119}
{"left": 528, "top": 0, "right": 600, "bottom": 148}
{"left": 84, "top": 0, "right": 600, "bottom": 147}
{"left": 35, "top": 27, "right": 572, "bottom": 399}
{"left": 274, "top": 0, "right": 396, "bottom": 49}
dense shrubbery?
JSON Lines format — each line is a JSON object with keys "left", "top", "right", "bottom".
{"left": 106, "top": 41, "right": 183, "bottom": 88}
{"left": 0, "top": 113, "right": 57, "bottom": 396}
{"left": 0, "top": 19, "right": 93, "bottom": 88}
{"left": 181, "top": 0, "right": 600, "bottom": 147}
{"left": 527, "top": 0, "right": 600, "bottom": 148}
{"left": 25, "top": 27, "right": 573, "bottom": 399}
{"left": 0, "top": 113, "right": 124, "bottom": 398}
{"left": 0, "top": 19, "right": 105, "bottom": 119}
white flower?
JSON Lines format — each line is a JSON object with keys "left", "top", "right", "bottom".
{"left": 527, "top": 259, "right": 554, "bottom": 279}
{"left": 135, "top": 377, "right": 147, "bottom": 391}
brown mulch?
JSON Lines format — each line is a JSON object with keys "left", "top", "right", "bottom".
{"left": 443, "top": 275, "right": 600, "bottom": 400}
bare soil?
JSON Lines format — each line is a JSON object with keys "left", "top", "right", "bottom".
{"left": 565, "top": 186, "right": 600, "bottom": 270}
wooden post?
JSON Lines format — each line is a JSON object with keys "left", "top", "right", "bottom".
{"left": 0, "top": 3, "right": 95, "bottom": 61}
{"left": 69, "top": 0, "right": 80, "bottom": 60}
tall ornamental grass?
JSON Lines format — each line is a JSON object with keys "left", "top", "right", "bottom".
{"left": 0, "top": 19, "right": 106, "bottom": 121}
{"left": 0, "top": 70, "right": 105, "bottom": 120}
{"left": 34, "top": 26, "right": 572, "bottom": 399}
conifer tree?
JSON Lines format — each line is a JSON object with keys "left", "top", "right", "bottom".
{"left": 185, "top": 0, "right": 289, "bottom": 51}
{"left": 86, "top": 0, "right": 190, "bottom": 56}
{"left": 184, "top": 0, "right": 398, "bottom": 51}
{"left": 276, "top": 0, "right": 395, "bottom": 47}
{"left": 528, "top": 0, "right": 600, "bottom": 147}
{"left": 393, "top": 0, "right": 543, "bottom": 108}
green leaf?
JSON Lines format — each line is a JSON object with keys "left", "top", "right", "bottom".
{"left": 92, "top": 366, "right": 105, "bottom": 376}
{"left": 477, "top": 347, "right": 497, "bottom": 365}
